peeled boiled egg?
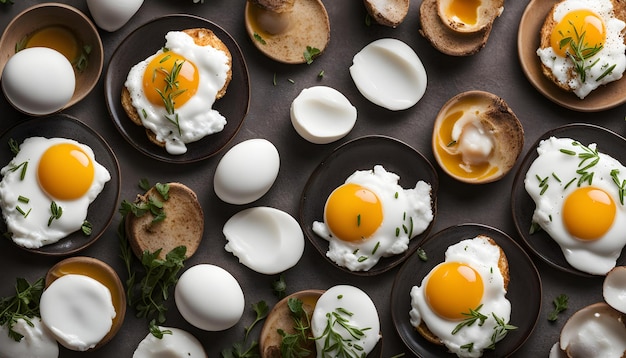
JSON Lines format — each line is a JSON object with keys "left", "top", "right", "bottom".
{"left": 133, "top": 326, "right": 206, "bottom": 358}
{"left": 223, "top": 206, "right": 305, "bottom": 274}
{"left": 86, "top": 0, "right": 143, "bottom": 32}
{"left": 349, "top": 38, "right": 427, "bottom": 111}
{"left": 1, "top": 47, "right": 75, "bottom": 115}
{"left": 290, "top": 86, "right": 357, "bottom": 144}
{"left": 174, "top": 264, "right": 245, "bottom": 331}
{"left": 213, "top": 139, "right": 280, "bottom": 205}
{"left": 604, "top": 266, "right": 626, "bottom": 314}
{"left": 0, "top": 317, "right": 59, "bottom": 358}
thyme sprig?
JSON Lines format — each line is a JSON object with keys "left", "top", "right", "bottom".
{"left": 47, "top": 201, "right": 62, "bottom": 226}
{"left": 560, "top": 141, "right": 600, "bottom": 187}
{"left": 153, "top": 59, "right": 187, "bottom": 135}
{"left": 0, "top": 277, "right": 45, "bottom": 342}
{"left": 451, "top": 304, "right": 488, "bottom": 335}
{"left": 278, "top": 298, "right": 314, "bottom": 358}
{"left": 558, "top": 21, "right": 604, "bottom": 83}
{"left": 315, "top": 307, "right": 371, "bottom": 358}
{"left": 611, "top": 169, "right": 626, "bottom": 205}
{"left": 488, "top": 313, "right": 517, "bottom": 349}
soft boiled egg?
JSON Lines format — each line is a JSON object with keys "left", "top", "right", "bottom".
{"left": 312, "top": 165, "right": 433, "bottom": 272}
{"left": 524, "top": 137, "right": 626, "bottom": 275}
{"left": 125, "top": 30, "right": 230, "bottom": 155}
{"left": 311, "top": 285, "right": 381, "bottom": 357}
{"left": 409, "top": 235, "right": 513, "bottom": 357}
{"left": 0, "top": 317, "right": 59, "bottom": 358}
{"left": 133, "top": 326, "right": 207, "bottom": 358}
{"left": 0, "top": 137, "right": 111, "bottom": 249}
{"left": 536, "top": 0, "right": 626, "bottom": 99}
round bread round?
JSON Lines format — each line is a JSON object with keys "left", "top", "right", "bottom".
{"left": 363, "top": 0, "right": 409, "bottom": 28}
{"left": 125, "top": 182, "right": 204, "bottom": 260}
{"left": 120, "top": 28, "right": 232, "bottom": 148}
{"left": 415, "top": 235, "right": 510, "bottom": 345}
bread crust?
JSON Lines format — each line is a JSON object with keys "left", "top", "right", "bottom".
{"left": 121, "top": 28, "right": 232, "bottom": 148}
{"left": 363, "top": 0, "right": 409, "bottom": 28}
{"left": 125, "top": 182, "right": 204, "bottom": 260}
{"left": 415, "top": 235, "right": 510, "bottom": 346}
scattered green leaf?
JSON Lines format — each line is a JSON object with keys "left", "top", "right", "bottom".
{"left": 548, "top": 294, "right": 568, "bottom": 322}
{"left": 272, "top": 274, "right": 287, "bottom": 299}
{"left": 303, "top": 46, "right": 320, "bottom": 65}
{"left": 0, "top": 277, "right": 45, "bottom": 342}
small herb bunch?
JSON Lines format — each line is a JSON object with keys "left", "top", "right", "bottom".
{"left": 0, "top": 277, "right": 44, "bottom": 342}
{"left": 548, "top": 294, "right": 568, "bottom": 322}
{"left": 452, "top": 305, "right": 517, "bottom": 353}
{"left": 557, "top": 21, "right": 615, "bottom": 83}
{"left": 315, "top": 306, "right": 371, "bottom": 358}
{"left": 278, "top": 298, "right": 315, "bottom": 357}
{"left": 222, "top": 301, "right": 269, "bottom": 358}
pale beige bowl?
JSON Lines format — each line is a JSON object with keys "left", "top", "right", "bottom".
{"left": 0, "top": 3, "right": 104, "bottom": 112}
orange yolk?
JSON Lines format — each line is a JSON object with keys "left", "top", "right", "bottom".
{"left": 324, "top": 183, "right": 383, "bottom": 242}
{"left": 425, "top": 262, "right": 484, "bottom": 320}
{"left": 551, "top": 9, "right": 606, "bottom": 58}
{"left": 446, "top": 0, "right": 481, "bottom": 25}
{"left": 25, "top": 25, "right": 80, "bottom": 63}
{"left": 38, "top": 143, "right": 94, "bottom": 201}
{"left": 142, "top": 52, "right": 199, "bottom": 109}
{"left": 563, "top": 186, "right": 615, "bottom": 241}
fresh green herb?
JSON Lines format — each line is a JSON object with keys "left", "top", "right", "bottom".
{"left": 314, "top": 308, "right": 371, "bottom": 358}
{"left": 394, "top": 192, "right": 399, "bottom": 199}
{"left": 155, "top": 183, "right": 170, "bottom": 200}
{"left": 142, "top": 108, "right": 148, "bottom": 119}
{"left": 154, "top": 60, "right": 187, "bottom": 135}
{"left": 357, "top": 256, "right": 368, "bottom": 262}
{"left": 447, "top": 140, "right": 457, "bottom": 147}
{"left": 81, "top": 220, "right": 92, "bottom": 235}
{"left": 389, "top": 354, "right": 405, "bottom": 358}
{"left": 139, "top": 178, "right": 151, "bottom": 191}
{"left": 318, "top": 70, "right": 325, "bottom": 78}
{"left": 8, "top": 138, "right": 19, "bottom": 155}
{"left": 17, "top": 196, "right": 28, "bottom": 203}
{"left": 303, "top": 46, "right": 320, "bottom": 65}
{"left": 596, "top": 63, "right": 616, "bottom": 81}
{"left": 548, "top": 294, "right": 568, "bottom": 322}
{"left": 557, "top": 21, "right": 605, "bottom": 82}
{"left": 272, "top": 274, "right": 287, "bottom": 299}
{"left": 0, "top": 277, "right": 45, "bottom": 342}
{"left": 451, "top": 304, "right": 488, "bottom": 335}
{"left": 119, "top": 182, "right": 170, "bottom": 224}
{"left": 222, "top": 302, "right": 268, "bottom": 358}
{"left": 73, "top": 44, "right": 91, "bottom": 73}
{"left": 15, "top": 206, "right": 30, "bottom": 218}
{"left": 417, "top": 247, "right": 428, "bottom": 261}
{"left": 561, "top": 142, "right": 599, "bottom": 187}
{"left": 611, "top": 169, "right": 626, "bottom": 205}
{"left": 395, "top": 227, "right": 400, "bottom": 237}
{"left": 245, "top": 301, "right": 269, "bottom": 341}
{"left": 461, "top": 342, "right": 474, "bottom": 352}
{"left": 9, "top": 161, "right": 28, "bottom": 180}
{"left": 536, "top": 174, "right": 549, "bottom": 195}
{"left": 253, "top": 33, "right": 266, "bottom": 45}
{"left": 551, "top": 172, "right": 561, "bottom": 182}
{"left": 148, "top": 319, "right": 172, "bottom": 339}
{"left": 372, "top": 241, "right": 380, "bottom": 255}
{"left": 273, "top": 73, "right": 277, "bottom": 86}
{"left": 288, "top": 78, "right": 295, "bottom": 84}
{"left": 356, "top": 214, "right": 361, "bottom": 227}
{"left": 47, "top": 201, "right": 62, "bottom": 226}
{"left": 278, "top": 298, "right": 314, "bottom": 358}
{"left": 488, "top": 313, "right": 517, "bottom": 349}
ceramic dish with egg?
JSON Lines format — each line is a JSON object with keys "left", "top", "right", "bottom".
{"left": 299, "top": 135, "right": 438, "bottom": 276}
{"left": 518, "top": 0, "right": 626, "bottom": 112}
{"left": 105, "top": 15, "right": 250, "bottom": 163}
{"left": 0, "top": 3, "right": 103, "bottom": 112}
{"left": 390, "top": 223, "right": 541, "bottom": 357}
{"left": 0, "top": 114, "right": 120, "bottom": 256}
{"left": 511, "top": 123, "right": 626, "bottom": 277}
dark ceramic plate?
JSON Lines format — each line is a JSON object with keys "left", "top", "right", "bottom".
{"left": 391, "top": 223, "right": 541, "bottom": 357}
{"left": 517, "top": 0, "right": 626, "bottom": 112}
{"left": 0, "top": 114, "right": 121, "bottom": 255}
{"left": 104, "top": 15, "right": 250, "bottom": 163}
{"left": 511, "top": 123, "right": 626, "bottom": 276}
{"left": 299, "top": 135, "right": 438, "bottom": 276}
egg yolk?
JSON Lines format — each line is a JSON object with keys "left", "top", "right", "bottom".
{"left": 142, "top": 52, "right": 199, "bottom": 109}
{"left": 563, "top": 186, "right": 615, "bottom": 241}
{"left": 324, "top": 183, "right": 383, "bottom": 242}
{"left": 551, "top": 9, "right": 606, "bottom": 58}
{"left": 38, "top": 143, "right": 94, "bottom": 200}
{"left": 25, "top": 25, "right": 80, "bottom": 63}
{"left": 425, "top": 262, "right": 484, "bottom": 320}
{"left": 446, "top": 0, "right": 481, "bottom": 25}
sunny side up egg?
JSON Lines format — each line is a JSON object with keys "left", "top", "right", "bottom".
{"left": 312, "top": 165, "right": 433, "bottom": 271}
{"left": 409, "top": 236, "right": 513, "bottom": 358}
{"left": 125, "top": 31, "right": 230, "bottom": 155}
{"left": 0, "top": 137, "right": 110, "bottom": 248}
{"left": 524, "top": 136, "right": 626, "bottom": 275}
{"left": 536, "top": 0, "right": 626, "bottom": 99}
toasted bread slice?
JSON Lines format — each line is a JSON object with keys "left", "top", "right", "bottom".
{"left": 121, "top": 28, "right": 232, "bottom": 148}
{"left": 415, "top": 235, "right": 510, "bottom": 346}
{"left": 363, "top": 0, "right": 410, "bottom": 28}
{"left": 125, "top": 182, "right": 204, "bottom": 260}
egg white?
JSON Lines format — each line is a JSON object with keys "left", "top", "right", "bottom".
{"left": 312, "top": 165, "right": 433, "bottom": 271}
{"left": 409, "top": 236, "right": 512, "bottom": 358}
{"left": 536, "top": 0, "right": 626, "bottom": 99}
{"left": 125, "top": 31, "right": 230, "bottom": 155}
{"left": 524, "top": 136, "right": 626, "bottom": 275}
{"left": 0, "top": 137, "right": 110, "bottom": 248}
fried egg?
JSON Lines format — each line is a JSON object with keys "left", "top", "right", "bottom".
{"left": 409, "top": 236, "right": 513, "bottom": 358}
{"left": 524, "top": 136, "right": 626, "bottom": 275}
{"left": 536, "top": 0, "right": 626, "bottom": 99}
{"left": 311, "top": 285, "right": 381, "bottom": 357}
{"left": 125, "top": 31, "right": 230, "bottom": 155}
{"left": 0, "top": 137, "right": 110, "bottom": 248}
{"left": 312, "top": 165, "right": 433, "bottom": 271}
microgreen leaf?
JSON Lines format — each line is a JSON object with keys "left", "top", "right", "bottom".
{"left": 548, "top": 294, "right": 568, "bottom": 322}
{"left": 0, "top": 277, "right": 45, "bottom": 342}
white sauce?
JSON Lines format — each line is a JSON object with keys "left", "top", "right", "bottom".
{"left": 133, "top": 326, "right": 207, "bottom": 358}
{"left": 39, "top": 274, "right": 115, "bottom": 351}
{"left": 0, "top": 317, "right": 59, "bottom": 358}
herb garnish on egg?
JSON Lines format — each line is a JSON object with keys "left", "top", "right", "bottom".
{"left": 314, "top": 306, "right": 371, "bottom": 357}
{"left": 0, "top": 277, "right": 44, "bottom": 341}
{"left": 151, "top": 48, "right": 185, "bottom": 136}
{"left": 557, "top": 20, "right": 605, "bottom": 83}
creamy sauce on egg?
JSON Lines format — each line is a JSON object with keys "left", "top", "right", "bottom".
{"left": 0, "top": 317, "right": 59, "bottom": 358}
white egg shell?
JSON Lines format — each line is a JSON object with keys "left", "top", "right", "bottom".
{"left": 1, "top": 48, "right": 75, "bottom": 115}
{"left": 604, "top": 266, "right": 626, "bottom": 314}
{"left": 349, "top": 38, "right": 427, "bottom": 111}
{"left": 86, "top": 0, "right": 143, "bottom": 32}
{"left": 223, "top": 206, "right": 305, "bottom": 275}
{"left": 213, "top": 139, "right": 280, "bottom": 205}
{"left": 174, "top": 264, "right": 245, "bottom": 331}
{"left": 133, "top": 326, "right": 206, "bottom": 358}
{"left": 290, "top": 86, "right": 357, "bottom": 144}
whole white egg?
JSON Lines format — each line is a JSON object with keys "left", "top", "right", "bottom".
{"left": 86, "top": 0, "right": 143, "bottom": 32}
{"left": 1, "top": 48, "right": 75, "bottom": 115}
{"left": 174, "top": 264, "right": 245, "bottom": 331}
{"left": 213, "top": 139, "right": 280, "bottom": 205}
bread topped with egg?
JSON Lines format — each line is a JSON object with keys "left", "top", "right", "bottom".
{"left": 125, "top": 182, "right": 204, "bottom": 260}
{"left": 537, "top": 0, "right": 626, "bottom": 99}
{"left": 121, "top": 28, "right": 233, "bottom": 153}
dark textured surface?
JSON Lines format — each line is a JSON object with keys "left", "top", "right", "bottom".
{"left": 0, "top": 0, "right": 624, "bottom": 357}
